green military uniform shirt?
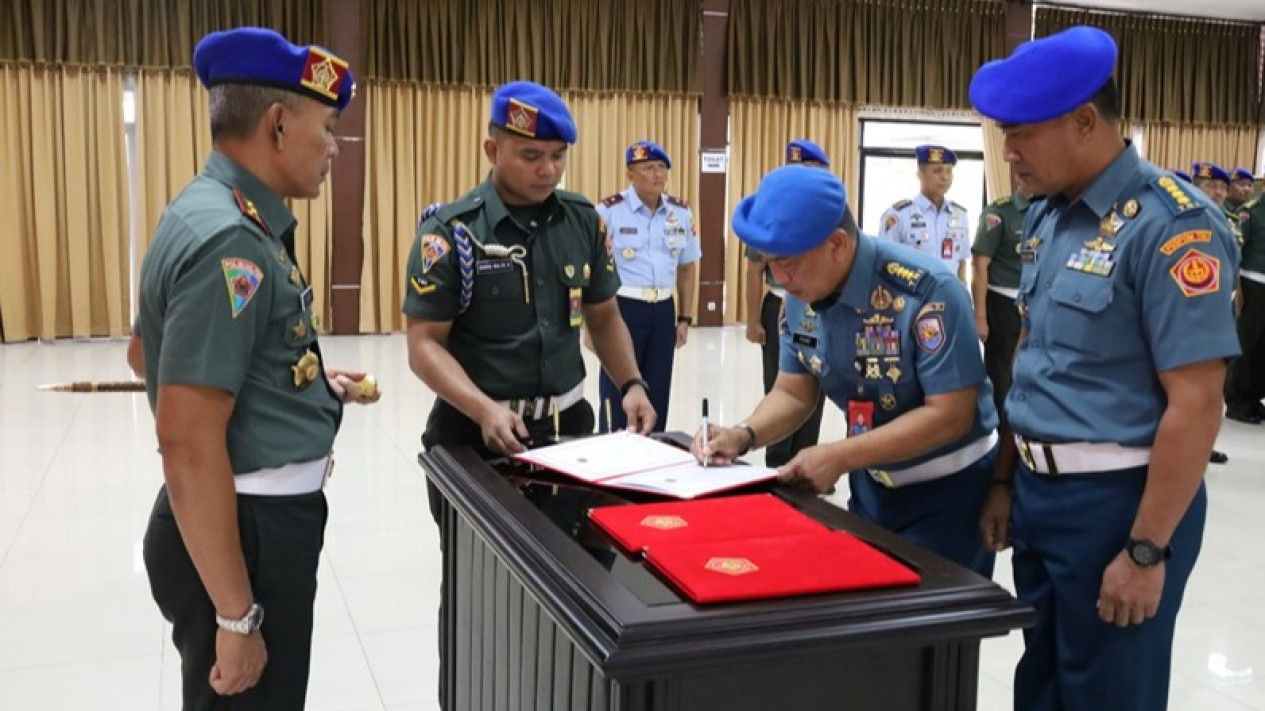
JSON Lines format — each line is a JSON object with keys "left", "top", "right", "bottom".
{"left": 402, "top": 179, "right": 620, "bottom": 399}
{"left": 137, "top": 152, "right": 342, "bottom": 474}
{"left": 1238, "top": 198, "right": 1265, "bottom": 273}
{"left": 1224, "top": 203, "right": 1244, "bottom": 247}
{"left": 971, "top": 193, "right": 1028, "bottom": 290}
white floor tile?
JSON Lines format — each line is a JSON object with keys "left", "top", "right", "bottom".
{"left": 0, "top": 655, "right": 162, "bottom": 710}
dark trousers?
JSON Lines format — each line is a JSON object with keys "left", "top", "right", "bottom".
{"left": 1226, "top": 278, "right": 1265, "bottom": 408}
{"left": 1010, "top": 466, "right": 1205, "bottom": 711}
{"left": 846, "top": 445, "right": 997, "bottom": 578}
{"left": 984, "top": 289, "right": 1022, "bottom": 417}
{"left": 759, "top": 291, "right": 826, "bottom": 467}
{"left": 143, "top": 486, "right": 328, "bottom": 711}
{"left": 599, "top": 295, "right": 676, "bottom": 432}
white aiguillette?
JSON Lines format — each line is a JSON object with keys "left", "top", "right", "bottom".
{"left": 513, "top": 431, "right": 777, "bottom": 500}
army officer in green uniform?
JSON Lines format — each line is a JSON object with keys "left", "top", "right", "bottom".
{"left": 971, "top": 189, "right": 1030, "bottom": 417}
{"left": 404, "top": 80, "right": 654, "bottom": 467}
{"left": 132, "top": 28, "right": 379, "bottom": 711}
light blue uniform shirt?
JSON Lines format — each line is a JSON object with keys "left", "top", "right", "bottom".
{"left": 596, "top": 187, "right": 701, "bottom": 289}
{"left": 779, "top": 234, "right": 997, "bottom": 470}
{"left": 1006, "top": 144, "right": 1241, "bottom": 445}
{"left": 879, "top": 193, "right": 970, "bottom": 272}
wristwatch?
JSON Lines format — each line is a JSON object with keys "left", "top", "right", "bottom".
{"left": 1124, "top": 537, "right": 1171, "bottom": 567}
{"left": 735, "top": 422, "right": 758, "bottom": 456}
{"left": 216, "top": 602, "right": 265, "bottom": 635}
{"left": 620, "top": 377, "right": 651, "bottom": 398}
{"left": 676, "top": 315, "right": 693, "bottom": 326}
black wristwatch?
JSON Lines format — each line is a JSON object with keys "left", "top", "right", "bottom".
{"left": 735, "top": 422, "right": 758, "bottom": 456}
{"left": 676, "top": 315, "right": 693, "bottom": 326}
{"left": 1124, "top": 537, "right": 1171, "bottom": 567}
{"left": 620, "top": 377, "right": 651, "bottom": 398}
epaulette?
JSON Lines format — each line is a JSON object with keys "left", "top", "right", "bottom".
{"left": 557, "top": 188, "right": 595, "bottom": 207}
{"left": 666, "top": 194, "right": 690, "bottom": 209}
{"left": 232, "top": 188, "right": 271, "bottom": 237}
{"left": 994, "top": 196, "right": 1013, "bottom": 206}
{"left": 431, "top": 195, "right": 483, "bottom": 225}
{"left": 1149, "top": 176, "right": 1204, "bottom": 217}
{"left": 950, "top": 201, "right": 967, "bottom": 213}
{"left": 892, "top": 198, "right": 913, "bottom": 210}
{"left": 880, "top": 260, "right": 928, "bottom": 292}
{"left": 600, "top": 193, "right": 625, "bottom": 208}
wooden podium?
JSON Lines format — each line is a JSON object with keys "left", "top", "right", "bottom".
{"left": 421, "top": 439, "right": 1031, "bottom": 711}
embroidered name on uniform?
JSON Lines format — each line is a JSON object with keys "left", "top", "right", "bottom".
{"left": 221, "top": 258, "right": 263, "bottom": 319}
{"left": 476, "top": 259, "right": 514, "bottom": 275}
{"left": 1159, "top": 230, "right": 1212, "bottom": 256}
{"left": 1169, "top": 249, "right": 1220, "bottom": 297}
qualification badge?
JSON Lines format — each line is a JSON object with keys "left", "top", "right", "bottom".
{"left": 870, "top": 286, "right": 893, "bottom": 311}
{"left": 891, "top": 296, "right": 906, "bottom": 313}
{"left": 292, "top": 349, "right": 321, "bottom": 390}
{"left": 564, "top": 264, "right": 575, "bottom": 279}
{"left": 583, "top": 263, "right": 591, "bottom": 279}
{"left": 622, "top": 247, "right": 636, "bottom": 260}
{"left": 1121, "top": 199, "right": 1140, "bottom": 219}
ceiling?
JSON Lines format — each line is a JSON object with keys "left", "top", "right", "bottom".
{"left": 1054, "top": 0, "right": 1265, "bottom": 22}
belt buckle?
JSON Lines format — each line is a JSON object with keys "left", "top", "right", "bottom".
{"left": 868, "top": 469, "right": 896, "bottom": 489}
{"left": 642, "top": 287, "right": 658, "bottom": 301}
{"left": 1018, "top": 438, "right": 1037, "bottom": 472}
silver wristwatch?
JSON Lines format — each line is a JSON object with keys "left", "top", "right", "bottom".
{"left": 215, "top": 602, "right": 265, "bottom": 635}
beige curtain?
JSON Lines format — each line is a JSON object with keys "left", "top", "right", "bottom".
{"left": 360, "top": 82, "right": 701, "bottom": 333}
{"left": 0, "top": 64, "right": 130, "bottom": 342}
{"left": 981, "top": 119, "right": 1009, "bottom": 202}
{"left": 1136, "top": 123, "right": 1261, "bottom": 174}
{"left": 726, "top": 97, "right": 861, "bottom": 325}
{"left": 133, "top": 68, "right": 333, "bottom": 331}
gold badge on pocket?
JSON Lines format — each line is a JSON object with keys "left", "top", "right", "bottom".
{"left": 292, "top": 349, "right": 321, "bottom": 390}
{"left": 568, "top": 287, "right": 583, "bottom": 327}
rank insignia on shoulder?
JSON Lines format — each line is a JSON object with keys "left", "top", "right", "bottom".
{"left": 883, "top": 261, "right": 926, "bottom": 289}
{"left": 1169, "top": 249, "right": 1220, "bottom": 297}
{"left": 221, "top": 258, "right": 263, "bottom": 319}
{"left": 666, "top": 195, "right": 689, "bottom": 209}
{"left": 410, "top": 276, "right": 436, "bottom": 296}
{"left": 232, "top": 189, "right": 270, "bottom": 236}
{"left": 1159, "top": 230, "right": 1212, "bottom": 256}
{"left": 600, "top": 194, "right": 625, "bottom": 208}
{"left": 1151, "top": 177, "right": 1200, "bottom": 216}
{"left": 421, "top": 234, "right": 451, "bottom": 274}
{"left": 892, "top": 199, "right": 913, "bottom": 210}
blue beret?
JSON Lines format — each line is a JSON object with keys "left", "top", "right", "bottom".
{"left": 1192, "top": 162, "right": 1230, "bottom": 184}
{"left": 1232, "top": 168, "right": 1255, "bottom": 182}
{"left": 490, "top": 81, "right": 576, "bottom": 143}
{"left": 732, "top": 165, "right": 847, "bottom": 257}
{"left": 194, "top": 27, "right": 355, "bottom": 112}
{"left": 1174, "top": 170, "right": 1192, "bottom": 183}
{"left": 786, "top": 139, "right": 830, "bottom": 167}
{"left": 626, "top": 140, "right": 671, "bottom": 169}
{"left": 915, "top": 145, "right": 957, "bottom": 165}
{"left": 970, "top": 26, "right": 1117, "bottom": 125}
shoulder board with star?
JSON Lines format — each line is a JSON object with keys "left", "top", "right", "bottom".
{"left": 891, "top": 198, "right": 913, "bottom": 210}
{"left": 1147, "top": 176, "right": 1205, "bottom": 217}
{"left": 600, "top": 193, "right": 625, "bottom": 208}
{"left": 665, "top": 194, "right": 690, "bottom": 209}
{"left": 879, "top": 260, "right": 929, "bottom": 292}
{"left": 556, "top": 188, "right": 595, "bottom": 208}
{"left": 950, "top": 201, "right": 967, "bottom": 212}
{"left": 232, "top": 188, "right": 271, "bottom": 237}
{"left": 993, "top": 196, "right": 1012, "bottom": 207}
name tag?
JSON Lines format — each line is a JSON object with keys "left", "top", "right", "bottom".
{"left": 792, "top": 333, "right": 818, "bottom": 348}
{"left": 620, "top": 227, "right": 638, "bottom": 234}
{"left": 477, "top": 259, "right": 514, "bottom": 275}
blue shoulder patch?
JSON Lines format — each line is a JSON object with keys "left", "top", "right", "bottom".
{"left": 1149, "top": 176, "right": 1204, "bottom": 217}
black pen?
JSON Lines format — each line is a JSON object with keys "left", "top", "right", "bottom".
{"left": 700, "top": 398, "right": 710, "bottom": 467}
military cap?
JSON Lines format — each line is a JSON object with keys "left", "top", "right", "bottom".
{"left": 970, "top": 26, "right": 1117, "bottom": 125}
{"left": 1232, "top": 168, "right": 1255, "bottom": 183}
{"left": 915, "top": 145, "right": 957, "bottom": 165}
{"left": 732, "top": 165, "right": 847, "bottom": 257}
{"left": 1192, "top": 162, "right": 1231, "bottom": 184}
{"left": 194, "top": 27, "right": 355, "bottom": 112}
{"left": 786, "top": 139, "right": 830, "bottom": 167}
{"left": 1174, "top": 170, "right": 1192, "bottom": 183}
{"left": 490, "top": 81, "right": 576, "bottom": 143}
{"left": 626, "top": 140, "right": 671, "bottom": 169}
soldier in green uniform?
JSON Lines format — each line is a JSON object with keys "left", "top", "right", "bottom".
{"left": 1227, "top": 195, "right": 1265, "bottom": 423}
{"left": 130, "top": 28, "right": 379, "bottom": 710}
{"left": 404, "top": 80, "right": 654, "bottom": 467}
{"left": 971, "top": 188, "right": 1029, "bottom": 418}
{"left": 1227, "top": 168, "right": 1255, "bottom": 213}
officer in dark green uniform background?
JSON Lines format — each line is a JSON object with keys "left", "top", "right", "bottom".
{"left": 1227, "top": 195, "right": 1265, "bottom": 423}
{"left": 404, "top": 80, "right": 654, "bottom": 468}
{"left": 131, "top": 27, "right": 379, "bottom": 710}
{"left": 971, "top": 188, "right": 1029, "bottom": 418}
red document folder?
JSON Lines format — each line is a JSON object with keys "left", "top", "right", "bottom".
{"left": 643, "top": 530, "right": 922, "bottom": 604}
{"left": 588, "top": 494, "right": 827, "bottom": 555}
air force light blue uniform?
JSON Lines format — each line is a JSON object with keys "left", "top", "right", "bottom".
{"left": 733, "top": 165, "right": 998, "bottom": 578}
{"left": 596, "top": 141, "right": 701, "bottom": 432}
{"left": 971, "top": 26, "right": 1241, "bottom": 711}
{"left": 879, "top": 146, "right": 970, "bottom": 273}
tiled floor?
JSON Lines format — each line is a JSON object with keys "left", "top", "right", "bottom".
{"left": 1, "top": 329, "right": 1262, "bottom": 710}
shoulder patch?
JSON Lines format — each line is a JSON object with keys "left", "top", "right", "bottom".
{"left": 892, "top": 199, "right": 913, "bottom": 210}
{"left": 985, "top": 213, "right": 1003, "bottom": 230}
{"left": 1149, "top": 177, "right": 1203, "bottom": 217}
{"left": 421, "top": 234, "right": 451, "bottom": 274}
{"left": 600, "top": 193, "right": 625, "bottom": 208}
{"left": 221, "top": 258, "right": 263, "bottom": 319}
{"left": 665, "top": 194, "right": 690, "bottom": 209}
{"left": 881, "top": 261, "right": 928, "bottom": 291}
{"left": 232, "top": 189, "right": 270, "bottom": 237}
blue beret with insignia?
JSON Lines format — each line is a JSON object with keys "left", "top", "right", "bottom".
{"left": 490, "top": 80, "right": 576, "bottom": 143}
{"left": 915, "top": 145, "right": 957, "bottom": 165}
{"left": 732, "top": 165, "right": 847, "bottom": 257}
{"left": 970, "top": 26, "right": 1117, "bottom": 125}
{"left": 1192, "top": 162, "right": 1230, "bottom": 184}
{"left": 786, "top": 139, "right": 830, "bottom": 167}
{"left": 1232, "top": 168, "right": 1255, "bottom": 182}
{"left": 1173, "top": 170, "right": 1192, "bottom": 183}
{"left": 194, "top": 27, "right": 355, "bottom": 112}
{"left": 626, "top": 140, "right": 671, "bottom": 169}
